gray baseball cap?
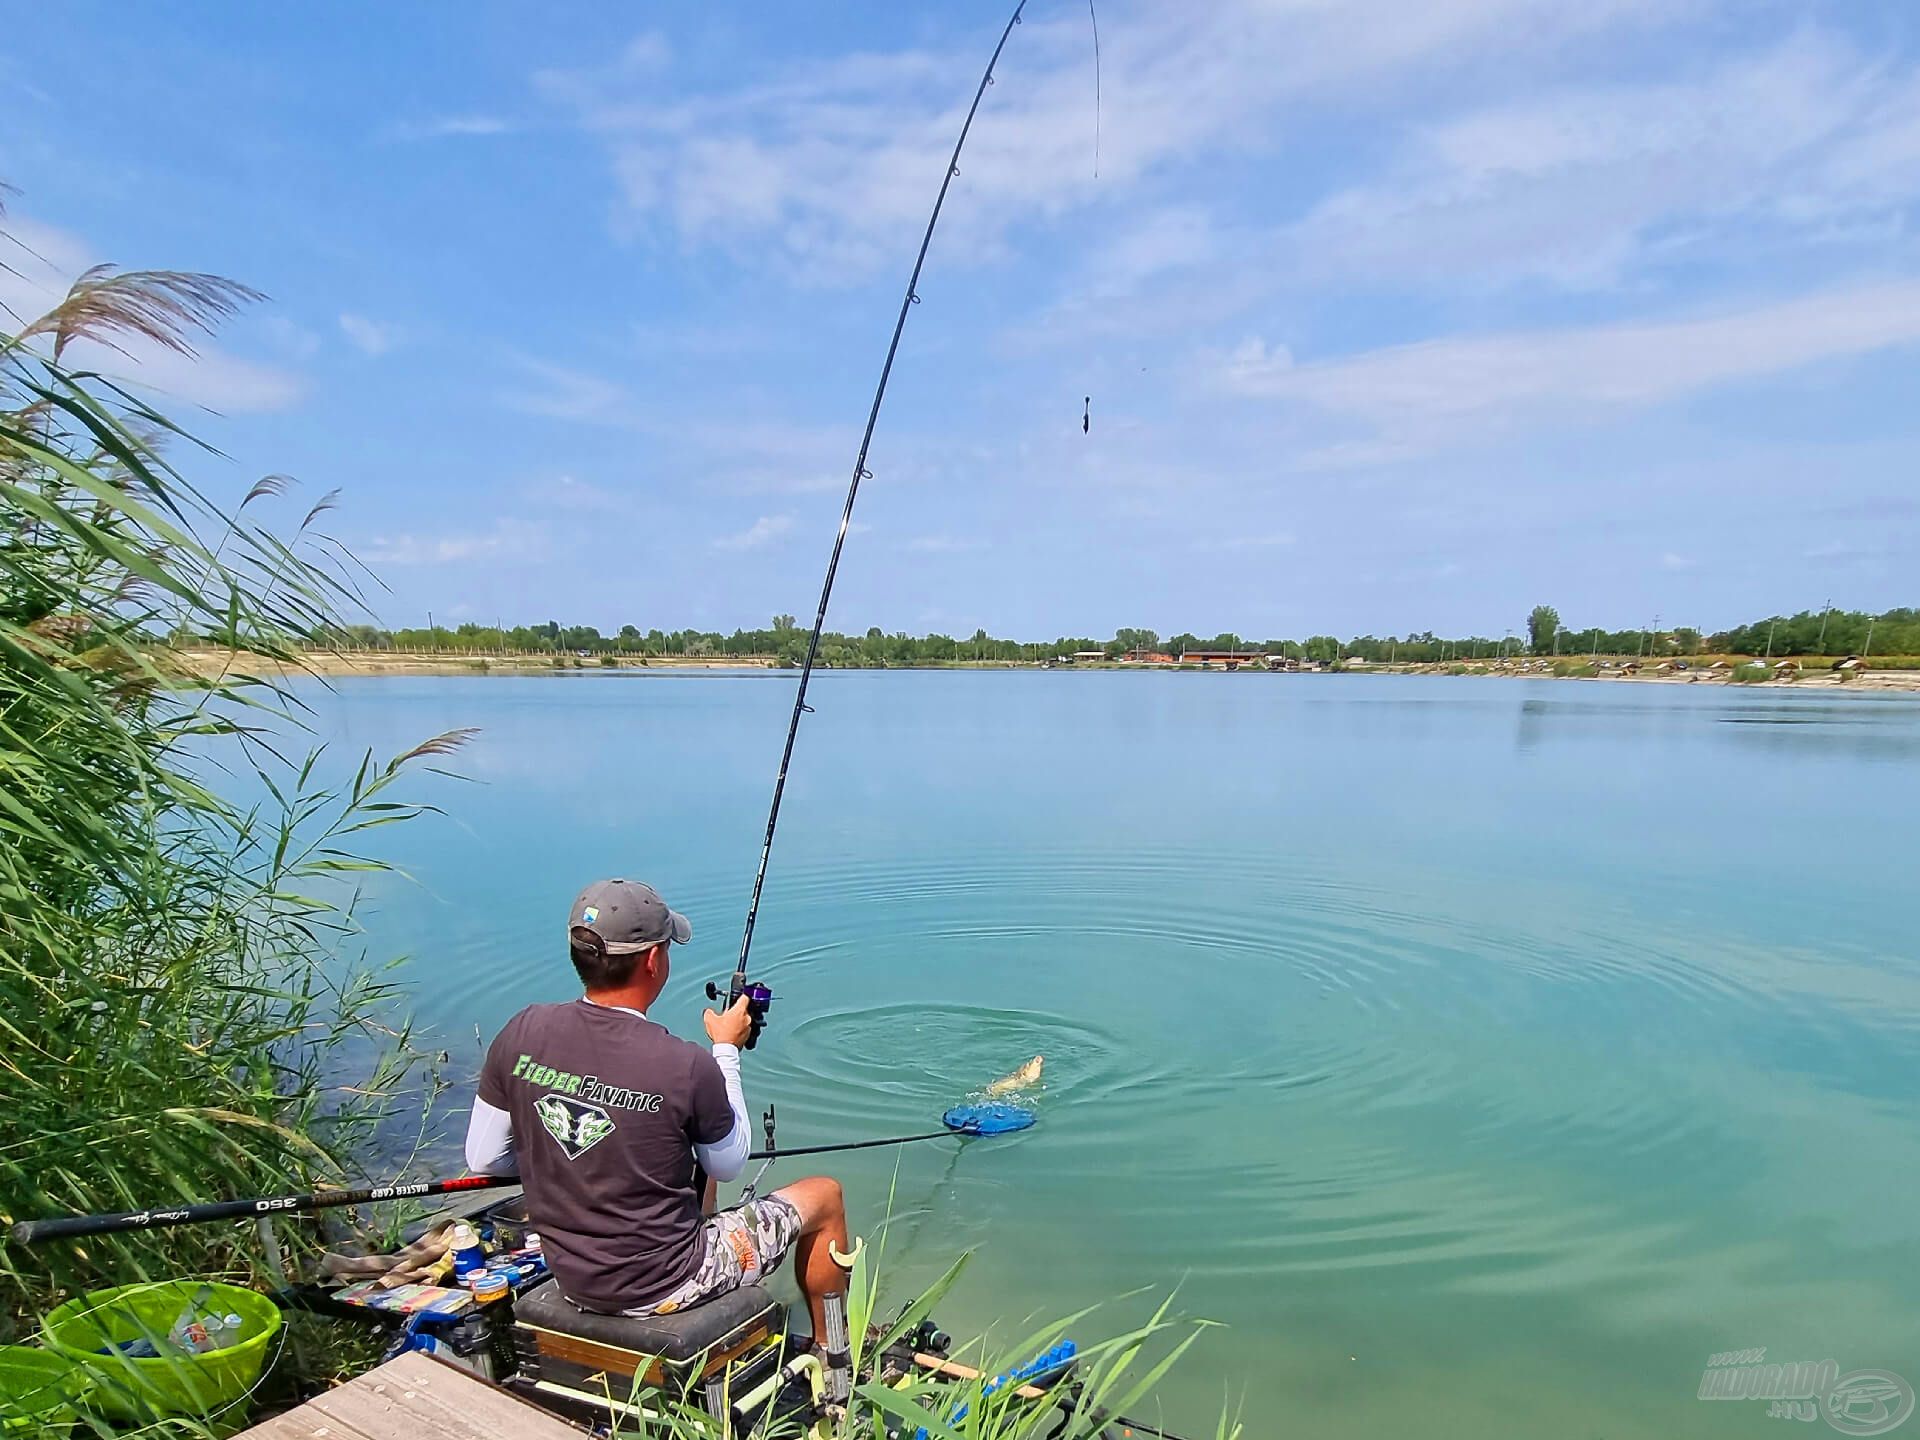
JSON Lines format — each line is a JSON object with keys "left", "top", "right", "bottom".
{"left": 569, "top": 878, "right": 691, "bottom": 954}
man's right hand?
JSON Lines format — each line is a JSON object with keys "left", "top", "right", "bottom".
{"left": 704, "top": 994, "right": 753, "bottom": 1048}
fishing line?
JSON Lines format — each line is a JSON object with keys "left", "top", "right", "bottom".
{"left": 1088, "top": 0, "right": 1102, "bottom": 179}
{"left": 897, "top": 1136, "right": 971, "bottom": 1261}
{"left": 728, "top": 1, "right": 1029, "bottom": 1016}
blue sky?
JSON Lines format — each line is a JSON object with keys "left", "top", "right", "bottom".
{"left": 5, "top": 1, "right": 1919, "bottom": 641}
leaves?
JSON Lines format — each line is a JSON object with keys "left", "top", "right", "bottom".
{"left": 1, "top": 251, "right": 447, "bottom": 1352}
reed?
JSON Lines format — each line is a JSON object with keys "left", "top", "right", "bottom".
{"left": 0, "top": 207, "right": 450, "bottom": 1353}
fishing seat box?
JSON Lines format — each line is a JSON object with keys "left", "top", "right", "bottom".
{"left": 510, "top": 1277, "right": 784, "bottom": 1399}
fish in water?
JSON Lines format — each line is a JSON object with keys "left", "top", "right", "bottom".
{"left": 986, "top": 1055, "right": 1044, "bottom": 1096}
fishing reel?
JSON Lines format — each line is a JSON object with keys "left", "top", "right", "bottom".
{"left": 905, "top": 1318, "right": 952, "bottom": 1357}
{"left": 705, "top": 977, "right": 773, "bottom": 1049}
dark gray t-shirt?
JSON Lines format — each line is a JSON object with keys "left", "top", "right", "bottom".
{"left": 478, "top": 1000, "right": 734, "bottom": 1312}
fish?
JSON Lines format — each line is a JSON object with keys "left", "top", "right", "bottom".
{"left": 985, "top": 1055, "right": 1044, "bottom": 1096}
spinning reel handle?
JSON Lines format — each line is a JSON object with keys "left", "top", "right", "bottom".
{"left": 705, "top": 978, "right": 773, "bottom": 1049}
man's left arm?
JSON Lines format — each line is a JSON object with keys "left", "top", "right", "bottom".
{"left": 465, "top": 1024, "right": 519, "bottom": 1175}
{"left": 691, "top": 1045, "right": 750, "bottom": 1182}
{"left": 691, "top": 995, "right": 753, "bottom": 1181}
{"left": 465, "top": 1097, "right": 518, "bottom": 1175}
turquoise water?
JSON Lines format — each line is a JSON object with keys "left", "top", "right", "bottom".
{"left": 303, "top": 672, "right": 1920, "bottom": 1436}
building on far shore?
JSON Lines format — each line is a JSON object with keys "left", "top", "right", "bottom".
{"left": 1119, "top": 649, "right": 1176, "bottom": 664}
{"left": 1179, "top": 649, "right": 1267, "bottom": 670}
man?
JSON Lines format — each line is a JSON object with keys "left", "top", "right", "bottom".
{"left": 465, "top": 877, "right": 850, "bottom": 1344}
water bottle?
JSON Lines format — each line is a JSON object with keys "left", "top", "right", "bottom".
{"left": 448, "top": 1221, "right": 486, "bottom": 1282}
{"left": 201, "top": 1313, "right": 246, "bottom": 1351}
{"left": 166, "top": 1285, "right": 216, "bottom": 1353}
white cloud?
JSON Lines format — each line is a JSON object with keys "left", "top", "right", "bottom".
{"left": 361, "top": 522, "right": 548, "bottom": 566}
{"left": 713, "top": 514, "right": 794, "bottom": 551}
{"left": 387, "top": 114, "right": 515, "bottom": 141}
{"left": 261, "top": 315, "right": 321, "bottom": 360}
{"left": 619, "top": 32, "right": 671, "bottom": 71}
{"left": 339, "top": 313, "right": 400, "bottom": 356}
{"left": 537, "top": 0, "right": 1677, "bottom": 281}
{"left": 1804, "top": 538, "right": 1887, "bottom": 570}
{"left": 1279, "top": 30, "right": 1920, "bottom": 291}
{"left": 1016, "top": 23, "right": 1920, "bottom": 367}
{"left": 1084, "top": 207, "right": 1221, "bottom": 294}
{"left": 1221, "top": 279, "right": 1920, "bottom": 437}
{"left": 1291, "top": 439, "right": 1423, "bottom": 473}
{"left": 0, "top": 213, "right": 304, "bottom": 413}
{"left": 503, "top": 354, "right": 638, "bottom": 424}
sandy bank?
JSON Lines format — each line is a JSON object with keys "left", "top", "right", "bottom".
{"left": 173, "top": 650, "right": 766, "bottom": 679}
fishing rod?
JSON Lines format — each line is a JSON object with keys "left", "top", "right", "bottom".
{"left": 9, "top": 1107, "right": 1035, "bottom": 1245}
{"left": 19, "top": 0, "right": 1046, "bottom": 1252}
{"left": 716, "top": 0, "right": 1030, "bottom": 1047}
{"left": 7, "top": 1174, "right": 514, "bottom": 1246}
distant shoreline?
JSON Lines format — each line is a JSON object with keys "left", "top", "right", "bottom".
{"left": 173, "top": 649, "right": 1920, "bottom": 694}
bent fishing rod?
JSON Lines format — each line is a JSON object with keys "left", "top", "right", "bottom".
{"left": 13, "top": 6, "right": 1042, "bottom": 1253}
{"left": 8, "top": 1111, "right": 1028, "bottom": 1245}
{"left": 715, "top": 1, "right": 1029, "bottom": 1045}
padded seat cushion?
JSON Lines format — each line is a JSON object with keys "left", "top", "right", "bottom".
{"left": 514, "top": 1277, "right": 782, "bottom": 1364}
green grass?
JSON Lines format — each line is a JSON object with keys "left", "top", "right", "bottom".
{"left": 592, "top": 1175, "right": 1240, "bottom": 1440}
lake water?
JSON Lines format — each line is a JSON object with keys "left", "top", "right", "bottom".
{"left": 301, "top": 671, "right": 1920, "bottom": 1437}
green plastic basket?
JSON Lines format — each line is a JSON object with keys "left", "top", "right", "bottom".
{"left": 41, "top": 1280, "right": 280, "bottom": 1421}
{"left": 0, "top": 1346, "right": 79, "bottom": 1435}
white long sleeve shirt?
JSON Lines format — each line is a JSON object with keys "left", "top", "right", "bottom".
{"left": 463, "top": 1005, "right": 750, "bottom": 1181}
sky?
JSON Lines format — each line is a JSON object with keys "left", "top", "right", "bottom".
{"left": 5, "top": 1, "right": 1920, "bottom": 642}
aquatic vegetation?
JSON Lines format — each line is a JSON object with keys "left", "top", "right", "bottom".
{"left": 589, "top": 1176, "right": 1237, "bottom": 1440}
{"left": 0, "top": 211, "right": 451, "bottom": 1344}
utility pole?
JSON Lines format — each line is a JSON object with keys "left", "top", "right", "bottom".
{"left": 1817, "top": 598, "right": 1832, "bottom": 651}
{"left": 1765, "top": 618, "right": 1777, "bottom": 662}
{"left": 1864, "top": 615, "right": 1876, "bottom": 658}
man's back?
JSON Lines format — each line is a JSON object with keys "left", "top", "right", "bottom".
{"left": 478, "top": 999, "right": 733, "bottom": 1312}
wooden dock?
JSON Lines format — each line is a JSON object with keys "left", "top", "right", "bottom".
{"left": 237, "top": 1351, "right": 582, "bottom": 1439}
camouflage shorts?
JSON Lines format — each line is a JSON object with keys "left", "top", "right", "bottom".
{"left": 628, "top": 1196, "right": 802, "bottom": 1317}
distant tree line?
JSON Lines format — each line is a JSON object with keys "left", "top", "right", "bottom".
{"left": 1512, "top": 603, "right": 1919, "bottom": 660}
{"left": 275, "top": 605, "right": 1919, "bottom": 667}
